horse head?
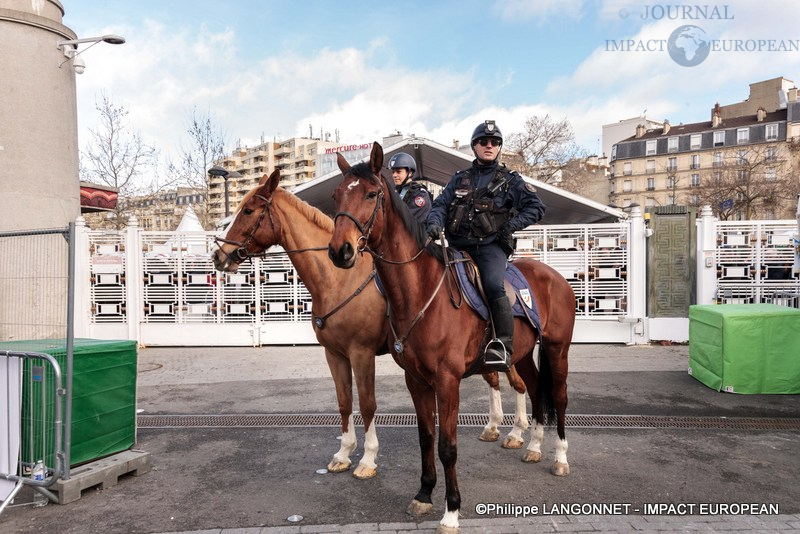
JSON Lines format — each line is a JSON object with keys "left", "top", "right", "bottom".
{"left": 328, "top": 142, "right": 387, "bottom": 269}
{"left": 212, "top": 168, "right": 282, "bottom": 272}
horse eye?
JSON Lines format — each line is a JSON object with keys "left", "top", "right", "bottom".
{"left": 366, "top": 191, "right": 378, "bottom": 200}
{"left": 243, "top": 208, "right": 254, "bottom": 216}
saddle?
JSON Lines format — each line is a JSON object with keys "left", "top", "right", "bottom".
{"left": 373, "top": 249, "right": 542, "bottom": 353}
{"left": 450, "top": 250, "right": 541, "bottom": 334}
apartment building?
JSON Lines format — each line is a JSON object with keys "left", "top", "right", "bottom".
{"left": 609, "top": 77, "right": 800, "bottom": 219}
{"left": 207, "top": 137, "right": 368, "bottom": 222}
{"left": 84, "top": 187, "right": 206, "bottom": 230}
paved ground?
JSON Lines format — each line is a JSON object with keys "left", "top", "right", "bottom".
{"left": 2, "top": 342, "right": 799, "bottom": 533}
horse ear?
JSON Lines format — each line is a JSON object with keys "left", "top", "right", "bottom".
{"left": 263, "top": 169, "right": 280, "bottom": 194}
{"left": 370, "top": 142, "right": 383, "bottom": 175}
{"left": 336, "top": 152, "right": 350, "bottom": 174}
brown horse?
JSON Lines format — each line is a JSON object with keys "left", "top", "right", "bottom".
{"left": 328, "top": 144, "right": 575, "bottom": 533}
{"left": 212, "top": 170, "right": 529, "bottom": 480}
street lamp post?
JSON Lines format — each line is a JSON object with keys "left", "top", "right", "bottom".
{"left": 208, "top": 165, "right": 242, "bottom": 218}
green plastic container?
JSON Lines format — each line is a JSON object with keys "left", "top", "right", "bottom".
{"left": 689, "top": 304, "right": 800, "bottom": 394}
{"left": 0, "top": 338, "right": 138, "bottom": 467}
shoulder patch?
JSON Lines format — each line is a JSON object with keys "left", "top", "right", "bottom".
{"left": 524, "top": 182, "right": 537, "bottom": 193}
{"left": 414, "top": 195, "right": 427, "bottom": 207}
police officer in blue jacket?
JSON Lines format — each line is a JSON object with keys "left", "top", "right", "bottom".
{"left": 426, "top": 120, "right": 545, "bottom": 370}
{"left": 389, "top": 152, "right": 431, "bottom": 223}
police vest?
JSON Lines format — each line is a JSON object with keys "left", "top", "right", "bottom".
{"left": 446, "top": 167, "right": 516, "bottom": 239}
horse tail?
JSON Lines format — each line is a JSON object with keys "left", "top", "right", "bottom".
{"left": 537, "top": 339, "right": 556, "bottom": 426}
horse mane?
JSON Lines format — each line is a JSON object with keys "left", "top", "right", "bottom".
{"left": 348, "top": 161, "right": 445, "bottom": 263}
{"left": 237, "top": 184, "right": 334, "bottom": 233}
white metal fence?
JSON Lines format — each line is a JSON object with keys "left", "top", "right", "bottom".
{"left": 73, "top": 207, "right": 799, "bottom": 346}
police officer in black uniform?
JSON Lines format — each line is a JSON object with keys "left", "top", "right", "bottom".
{"left": 388, "top": 152, "right": 431, "bottom": 223}
{"left": 426, "top": 120, "right": 545, "bottom": 370}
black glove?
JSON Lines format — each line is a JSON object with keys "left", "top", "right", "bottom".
{"left": 498, "top": 224, "right": 516, "bottom": 255}
{"left": 427, "top": 223, "right": 443, "bottom": 240}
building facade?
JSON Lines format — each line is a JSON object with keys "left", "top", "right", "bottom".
{"left": 207, "top": 137, "right": 368, "bottom": 222}
{"left": 610, "top": 78, "right": 800, "bottom": 219}
{"left": 85, "top": 187, "right": 205, "bottom": 231}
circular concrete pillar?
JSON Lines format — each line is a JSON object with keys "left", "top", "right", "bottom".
{"left": 0, "top": 0, "right": 79, "bottom": 231}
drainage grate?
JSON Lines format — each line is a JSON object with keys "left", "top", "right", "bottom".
{"left": 137, "top": 413, "right": 800, "bottom": 431}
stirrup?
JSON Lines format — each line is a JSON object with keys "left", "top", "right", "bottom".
{"left": 483, "top": 339, "right": 511, "bottom": 371}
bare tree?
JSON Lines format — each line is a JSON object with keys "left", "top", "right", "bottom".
{"left": 168, "top": 108, "right": 227, "bottom": 229}
{"left": 80, "top": 93, "right": 159, "bottom": 229}
{"left": 692, "top": 145, "right": 798, "bottom": 220}
{"left": 504, "top": 114, "right": 586, "bottom": 182}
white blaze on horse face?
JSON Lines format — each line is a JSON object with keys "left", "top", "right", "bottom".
{"left": 347, "top": 179, "right": 360, "bottom": 190}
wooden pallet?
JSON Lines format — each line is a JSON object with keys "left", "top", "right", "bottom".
{"left": 51, "top": 449, "right": 151, "bottom": 504}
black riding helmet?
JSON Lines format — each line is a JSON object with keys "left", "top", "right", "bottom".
{"left": 471, "top": 120, "right": 503, "bottom": 146}
{"left": 388, "top": 152, "right": 417, "bottom": 175}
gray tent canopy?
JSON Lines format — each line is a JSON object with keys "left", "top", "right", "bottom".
{"left": 294, "top": 137, "right": 625, "bottom": 225}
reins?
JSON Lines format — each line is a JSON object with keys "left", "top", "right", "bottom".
{"left": 216, "top": 191, "right": 367, "bottom": 327}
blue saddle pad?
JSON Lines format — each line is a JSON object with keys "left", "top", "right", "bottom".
{"left": 374, "top": 251, "right": 541, "bottom": 334}
{"left": 451, "top": 251, "right": 541, "bottom": 334}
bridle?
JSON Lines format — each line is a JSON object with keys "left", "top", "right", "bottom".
{"left": 333, "top": 175, "right": 431, "bottom": 264}
{"left": 215, "top": 193, "right": 325, "bottom": 264}
{"left": 332, "top": 172, "right": 460, "bottom": 354}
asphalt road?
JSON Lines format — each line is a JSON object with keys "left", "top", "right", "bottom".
{"left": 2, "top": 343, "right": 799, "bottom": 533}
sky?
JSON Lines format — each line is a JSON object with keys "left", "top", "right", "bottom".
{"left": 61, "top": 0, "right": 800, "bottom": 167}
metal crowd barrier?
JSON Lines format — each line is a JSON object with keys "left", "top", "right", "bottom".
{"left": 0, "top": 351, "right": 65, "bottom": 515}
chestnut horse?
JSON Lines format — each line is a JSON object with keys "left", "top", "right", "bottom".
{"left": 328, "top": 144, "right": 575, "bottom": 533}
{"left": 212, "top": 170, "right": 530, "bottom": 480}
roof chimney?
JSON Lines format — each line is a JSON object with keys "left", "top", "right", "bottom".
{"left": 757, "top": 107, "right": 767, "bottom": 122}
{"left": 453, "top": 139, "right": 460, "bottom": 149}
{"left": 789, "top": 87, "right": 798, "bottom": 103}
{"left": 635, "top": 124, "right": 646, "bottom": 138}
{"left": 662, "top": 120, "right": 670, "bottom": 135}
{"left": 711, "top": 102, "right": 722, "bottom": 128}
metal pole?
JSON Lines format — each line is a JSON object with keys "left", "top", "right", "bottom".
{"left": 64, "top": 222, "right": 75, "bottom": 480}
{"left": 224, "top": 177, "right": 230, "bottom": 217}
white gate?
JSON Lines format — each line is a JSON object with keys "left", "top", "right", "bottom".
{"left": 696, "top": 207, "right": 800, "bottom": 309}
{"left": 74, "top": 210, "right": 651, "bottom": 346}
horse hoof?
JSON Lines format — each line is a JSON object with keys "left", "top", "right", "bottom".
{"left": 353, "top": 465, "right": 377, "bottom": 480}
{"left": 551, "top": 461, "right": 570, "bottom": 476}
{"left": 523, "top": 450, "right": 542, "bottom": 463}
{"left": 327, "top": 459, "right": 352, "bottom": 473}
{"left": 407, "top": 499, "right": 433, "bottom": 517}
{"left": 479, "top": 429, "right": 500, "bottom": 442}
{"left": 436, "top": 525, "right": 459, "bottom": 534}
{"left": 502, "top": 436, "right": 524, "bottom": 449}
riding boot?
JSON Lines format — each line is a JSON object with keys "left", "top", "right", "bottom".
{"left": 484, "top": 296, "right": 514, "bottom": 371}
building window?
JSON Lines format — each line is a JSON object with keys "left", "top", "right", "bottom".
{"left": 738, "top": 150, "right": 747, "bottom": 165}
{"left": 611, "top": 145, "right": 617, "bottom": 160}
{"left": 646, "top": 197, "right": 655, "bottom": 207}
{"left": 737, "top": 128, "right": 749, "bottom": 144}
{"left": 765, "top": 123, "right": 778, "bottom": 141}
{"left": 623, "top": 180, "right": 632, "bottom": 192}
{"left": 691, "top": 154, "right": 700, "bottom": 169}
{"left": 646, "top": 159, "right": 655, "bottom": 173}
{"left": 690, "top": 195, "right": 699, "bottom": 205}
{"left": 765, "top": 147, "right": 777, "bottom": 162}
{"left": 691, "top": 174, "right": 700, "bottom": 187}
{"left": 713, "top": 130, "right": 725, "bottom": 147}
{"left": 690, "top": 134, "right": 701, "bottom": 150}
{"left": 667, "top": 137, "right": 678, "bottom": 153}
{"left": 713, "top": 151, "right": 723, "bottom": 167}
{"left": 610, "top": 164, "right": 615, "bottom": 177}
{"left": 667, "top": 157, "right": 677, "bottom": 172}
{"left": 623, "top": 162, "right": 632, "bottom": 176}
{"left": 645, "top": 140, "right": 656, "bottom": 155}
{"left": 766, "top": 167, "right": 776, "bottom": 181}
{"left": 667, "top": 176, "right": 676, "bottom": 189}
{"left": 646, "top": 177, "right": 655, "bottom": 190}
{"left": 668, "top": 195, "right": 676, "bottom": 205}
{"left": 713, "top": 171, "right": 722, "bottom": 183}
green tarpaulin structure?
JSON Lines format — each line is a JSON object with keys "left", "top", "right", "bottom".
{"left": 0, "top": 338, "right": 137, "bottom": 467}
{"left": 689, "top": 304, "right": 800, "bottom": 394}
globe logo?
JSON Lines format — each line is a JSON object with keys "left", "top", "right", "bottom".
{"left": 668, "top": 25, "right": 711, "bottom": 67}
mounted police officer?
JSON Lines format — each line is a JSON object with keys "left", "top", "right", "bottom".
{"left": 426, "top": 120, "right": 545, "bottom": 371}
{"left": 388, "top": 152, "right": 431, "bottom": 223}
